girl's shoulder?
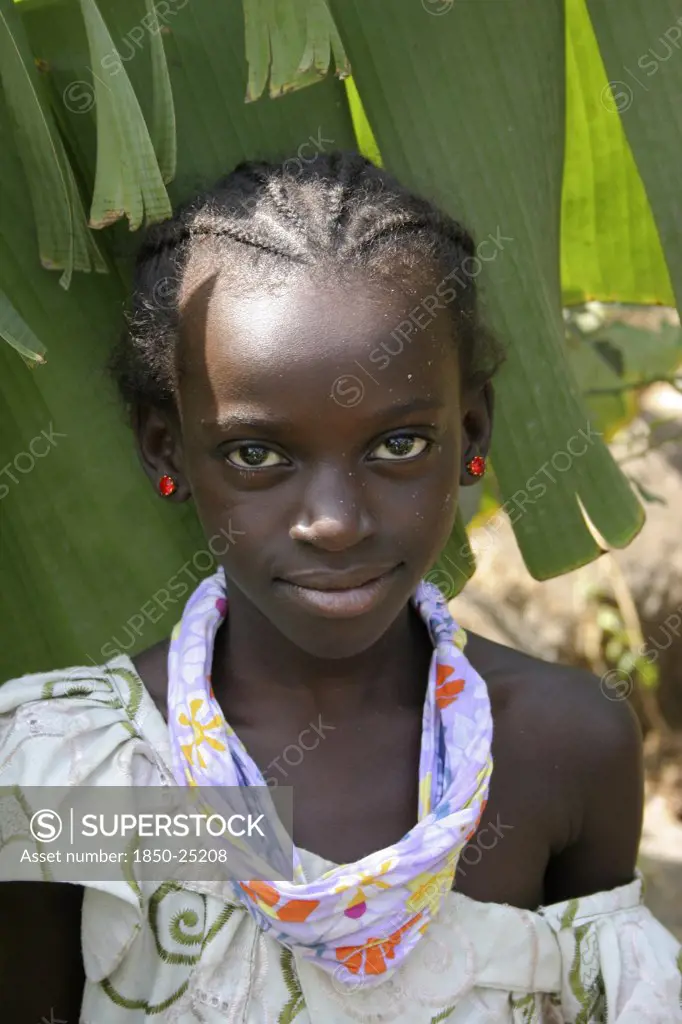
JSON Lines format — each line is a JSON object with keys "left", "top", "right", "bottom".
{"left": 465, "top": 629, "right": 641, "bottom": 762}
{"left": 0, "top": 655, "right": 171, "bottom": 788}
{"left": 465, "top": 630, "right": 643, "bottom": 900}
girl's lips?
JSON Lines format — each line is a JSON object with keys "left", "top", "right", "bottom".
{"left": 274, "top": 566, "right": 400, "bottom": 619}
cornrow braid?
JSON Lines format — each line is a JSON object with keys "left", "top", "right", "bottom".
{"left": 191, "top": 219, "right": 308, "bottom": 262}
{"left": 264, "top": 175, "right": 310, "bottom": 238}
{"left": 110, "top": 149, "right": 505, "bottom": 409}
{"left": 324, "top": 150, "right": 366, "bottom": 233}
{"left": 351, "top": 211, "right": 436, "bottom": 255}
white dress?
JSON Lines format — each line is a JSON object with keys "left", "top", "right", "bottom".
{"left": 0, "top": 656, "right": 680, "bottom": 1023}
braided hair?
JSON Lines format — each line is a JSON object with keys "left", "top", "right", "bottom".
{"left": 111, "top": 151, "right": 505, "bottom": 409}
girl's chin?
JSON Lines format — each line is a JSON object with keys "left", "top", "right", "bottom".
{"left": 272, "top": 598, "right": 415, "bottom": 660}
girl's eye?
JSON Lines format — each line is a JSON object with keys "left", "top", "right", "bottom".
{"left": 371, "top": 435, "right": 430, "bottom": 461}
{"left": 225, "top": 445, "right": 286, "bottom": 469}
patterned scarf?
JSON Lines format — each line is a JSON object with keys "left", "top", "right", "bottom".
{"left": 167, "top": 568, "right": 493, "bottom": 986}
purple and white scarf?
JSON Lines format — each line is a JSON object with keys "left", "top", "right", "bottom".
{"left": 167, "top": 568, "right": 493, "bottom": 986}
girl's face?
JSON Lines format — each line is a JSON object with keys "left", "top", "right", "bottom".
{"left": 148, "top": 270, "right": 487, "bottom": 659}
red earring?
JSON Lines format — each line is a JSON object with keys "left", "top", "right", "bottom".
{"left": 466, "top": 455, "right": 486, "bottom": 479}
{"left": 158, "top": 474, "right": 177, "bottom": 497}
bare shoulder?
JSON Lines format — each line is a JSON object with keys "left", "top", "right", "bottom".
{"left": 465, "top": 629, "right": 642, "bottom": 774}
{"left": 465, "top": 631, "right": 644, "bottom": 901}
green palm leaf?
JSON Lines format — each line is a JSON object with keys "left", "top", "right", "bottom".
{"left": 145, "top": 0, "right": 176, "bottom": 183}
{"left": 243, "top": 0, "right": 348, "bottom": 102}
{"left": 585, "top": 0, "right": 682, "bottom": 310}
{"left": 0, "top": 0, "right": 105, "bottom": 287}
{"left": 0, "top": 288, "right": 46, "bottom": 366}
{"left": 79, "top": 0, "right": 171, "bottom": 228}
{"left": 562, "top": 0, "right": 674, "bottom": 306}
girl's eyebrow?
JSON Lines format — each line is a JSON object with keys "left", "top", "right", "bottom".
{"left": 372, "top": 397, "right": 446, "bottom": 419}
{"left": 208, "top": 408, "right": 292, "bottom": 432}
{"left": 208, "top": 397, "right": 445, "bottom": 433}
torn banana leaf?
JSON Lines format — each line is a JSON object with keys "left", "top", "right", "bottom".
{"left": 79, "top": 0, "right": 171, "bottom": 228}
{"left": 0, "top": 0, "right": 106, "bottom": 287}
{"left": 0, "top": 288, "right": 47, "bottom": 366}
{"left": 145, "top": 0, "right": 176, "bottom": 184}
{"left": 243, "top": 0, "right": 349, "bottom": 102}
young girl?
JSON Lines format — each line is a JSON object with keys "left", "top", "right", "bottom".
{"left": 1, "top": 152, "right": 680, "bottom": 1023}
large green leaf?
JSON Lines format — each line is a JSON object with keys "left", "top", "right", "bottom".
{"left": 0, "top": 287, "right": 47, "bottom": 365}
{"left": 144, "top": 0, "right": 176, "bottom": 183}
{"left": 327, "top": 0, "right": 643, "bottom": 579}
{"left": 0, "top": 0, "right": 105, "bottom": 286}
{"left": 78, "top": 0, "right": 171, "bottom": 228}
{"left": 242, "top": 0, "right": 349, "bottom": 102}
{"left": 342, "top": 2, "right": 676, "bottom": 310}
{"left": 0, "top": 89, "right": 202, "bottom": 678}
{"left": 585, "top": 0, "right": 682, "bottom": 312}
{"left": 19, "top": 0, "right": 355, "bottom": 215}
{"left": 562, "top": 0, "right": 674, "bottom": 307}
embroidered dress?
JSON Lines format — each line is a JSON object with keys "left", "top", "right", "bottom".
{"left": 1, "top": 623, "right": 681, "bottom": 1020}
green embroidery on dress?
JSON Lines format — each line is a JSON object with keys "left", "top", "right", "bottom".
{"left": 569, "top": 923, "right": 606, "bottom": 1024}
{"left": 430, "top": 1006, "right": 457, "bottom": 1023}
{"left": 148, "top": 881, "right": 205, "bottom": 965}
{"left": 171, "top": 908, "right": 201, "bottom": 945}
{"left": 40, "top": 672, "right": 124, "bottom": 711}
{"left": 104, "top": 696, "right": 125, "bottom": 709}
{"left": 100, "top": 899, "right": 236, "bottom": 1014}
{"left": 201, "top": 903, "right": 236, "bottom": 949}
{"left": 560, "top": 897, "right": 580, "bottom": 930}
{"left": 64, "top": 684, "right": 95, "bottom": 698}
{"left": 279, "top": 947, "right": 306, "bottom": 1023}
{"left": 569, "top": 923, "right": 590, "bottom": 1015}
{"left": 100, "top": 980, "right": 148, "bottom": 1011}
{"left": 595, "top": 973, "right": 608, "bottom": 1024}
{"left": 101, "top": 977, "right": 190, "bottom": 1014}
{"left": 42, "top": 679, "right": 92, "bottom": 700}
{"left": 110, "top": 665, "right": 145, "bottom": 721}
{"left": 510, "top": 992, "right": 537, "bottom": 1023}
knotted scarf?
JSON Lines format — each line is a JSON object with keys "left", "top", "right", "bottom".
{"left": 167, "top": 568, "right": 493, "bottom": 986}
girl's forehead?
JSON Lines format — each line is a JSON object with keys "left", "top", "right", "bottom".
{"left": 180, "top": 273, "right": 459, "bottom": 391}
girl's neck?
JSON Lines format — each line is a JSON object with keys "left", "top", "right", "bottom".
{"left": 210, "top": 598, "right": 432, "bottom": 731}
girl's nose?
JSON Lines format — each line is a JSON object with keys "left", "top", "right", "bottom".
{"left": 289, "top": 468, "right": 374, "bottom": 552}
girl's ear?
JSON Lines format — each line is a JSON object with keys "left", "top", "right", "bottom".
{"left": 459, "top": 380, "right": 494, "bottom": 487}
{"left": 132, "top": 403, "right": 191, "bottom": 501}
